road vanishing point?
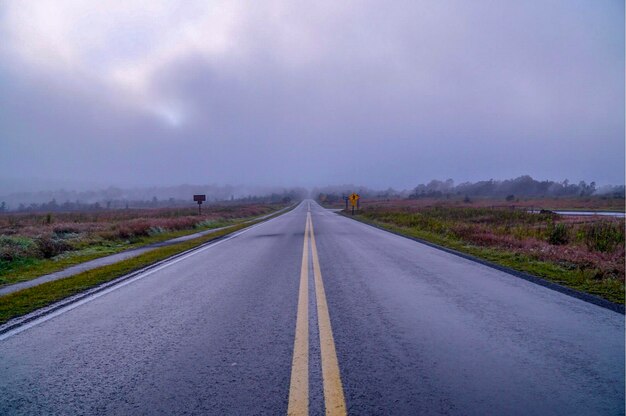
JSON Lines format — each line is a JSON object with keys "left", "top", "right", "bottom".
{"left": 0, "top": 201, "right": 623, "bottom": 415}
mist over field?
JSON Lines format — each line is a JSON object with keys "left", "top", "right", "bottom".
{"left": 0, "top": 175, "right": 623, "bottom": 212}
{"left": 0, "top": 1, "right": 624, "bottom": 194}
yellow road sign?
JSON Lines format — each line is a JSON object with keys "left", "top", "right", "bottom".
{"left": 349, "top": 193, "right": 360, "bottom": 206}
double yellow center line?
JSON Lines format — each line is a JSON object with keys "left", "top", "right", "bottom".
{"left": 288, "top": 211, "right": 347, "bottom": 416}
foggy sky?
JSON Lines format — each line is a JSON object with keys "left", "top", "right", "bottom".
{"left": 0, "top": 0, "right": 624, "bottom": 193}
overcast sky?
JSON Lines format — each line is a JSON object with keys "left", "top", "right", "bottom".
{"left": 0, "top": 0, "right": 623, "bottom": 192}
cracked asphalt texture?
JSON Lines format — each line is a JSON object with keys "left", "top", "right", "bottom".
{"left": 0, "top": 201, "right": 623, "bottom": 415}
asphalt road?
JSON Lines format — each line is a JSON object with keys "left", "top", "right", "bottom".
{"left": 0, "top": 201, "right": 623, "bottom": 415}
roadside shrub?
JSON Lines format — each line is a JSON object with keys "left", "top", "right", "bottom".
{"left": 0, "top": 235, "right": 38, "bottom": 261}
{"left": 547, "top": 223, "right": 569, "bottom": 245}
{"left": 35, "top": 235, "right": 72, "bottom": 258}
{"left": 583, "top": 222, "right": 624, "bottom": 253}
{"left": 53, "top": 224, "right": 82, "bottom": 234}
{"left": 115, "top": 221, "right": 151, "bottom": 239}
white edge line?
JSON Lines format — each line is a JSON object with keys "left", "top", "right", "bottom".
{"left": 0, "top": 208, "right": 295, "bottom": 342}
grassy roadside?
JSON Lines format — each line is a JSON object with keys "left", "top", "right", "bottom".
{"left": 0, "top": 207, "right": 292, "bottom": 325}
{"left": 343, "top": 212, "right": 624, "bottom": 305}
{"left": 0, "top": 213, "right": 274, "bottom": 287}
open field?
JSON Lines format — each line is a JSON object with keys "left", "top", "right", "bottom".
{"left": 323, "top": 195, "right": 625, "bottom": 212}
{"left": 394, "top": 196, "right": 623, "bottom": 211}
{"left": 346, "top": 198, "right": 625, "bottom": 304}
{"left": 0, "top": 203, "right": 284, "bottom": 287}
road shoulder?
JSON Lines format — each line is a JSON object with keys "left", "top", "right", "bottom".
{"left": 336, "top": 211, "right": 624, "bottom": 314}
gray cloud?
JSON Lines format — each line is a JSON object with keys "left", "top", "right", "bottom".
{"left": 0, "top": 0, "right": 623, "bottom": 192}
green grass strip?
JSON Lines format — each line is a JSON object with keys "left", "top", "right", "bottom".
{"left": 346, "top": 213, "right": 624, "bottom": 305}
{"left": 0, "top": 208, "right": 291, "bottom": 325}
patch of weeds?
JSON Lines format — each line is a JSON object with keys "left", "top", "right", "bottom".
{"left": 0, "top": 236, "right": 38, "bottom": 261}
{"left": 583, "top": 222, "right": 624, "bottom": 252}
{"left": 148, "top": 226, "right": 166, "bottom": 236}
{"left": 547, "top": 223, "right": 569, "bottom": 245}
{"left": 195, "top": 219, "right": 232, "bottom": 229}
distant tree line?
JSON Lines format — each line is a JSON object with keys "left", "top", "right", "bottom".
{"left": 0, "top": 184, "right": 309, "bottom": 212}
{"left": 313, "top": 176, "right": 625, "bottom": 204}
{"left": 229, "top": 190, "right": 307, "bottom": 204}
{"left": 409, "top": 176, "right": 624, "bottom": 199}
{"left": 1, "top": 189, "right": 307, "bottom": 213}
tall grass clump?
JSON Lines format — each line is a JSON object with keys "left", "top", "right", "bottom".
{"left": 547, "top": 223, "right": 569, "bottom": 245}
{"left": 583, "top": 222, "right": 624, "bottom": 252}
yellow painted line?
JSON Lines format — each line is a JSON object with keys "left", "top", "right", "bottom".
{"left": 308, "top": 213, "right": 347, "bottom": 416}
{"left": 287, "top": 215, "right": 310, "bottom": 416}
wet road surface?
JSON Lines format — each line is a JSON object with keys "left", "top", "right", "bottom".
{"left": 0, "top": 201, "right": 623, "bottom": 415}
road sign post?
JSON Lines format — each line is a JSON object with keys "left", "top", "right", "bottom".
{"left": 348, "top": 193, "right": 360, "bottom": 215}
{"left": 193, "top": 194, "right": 206, "bottom": 215}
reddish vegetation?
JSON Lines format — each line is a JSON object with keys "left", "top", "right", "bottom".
{"left": 357, "top": 199, "right": 625, "bottom": 283}
{"left": 0, "top": 205, "right": 275, "bottom": 239}
{"left": 0, "top": 204, "right": 281, "bottom": 262}
{"left": 359, "top": 196, "right": 625, "bottom": 211}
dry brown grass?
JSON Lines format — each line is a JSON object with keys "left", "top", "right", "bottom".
{"left": 0, "top": 204, "right": 281, "bottom": 272}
